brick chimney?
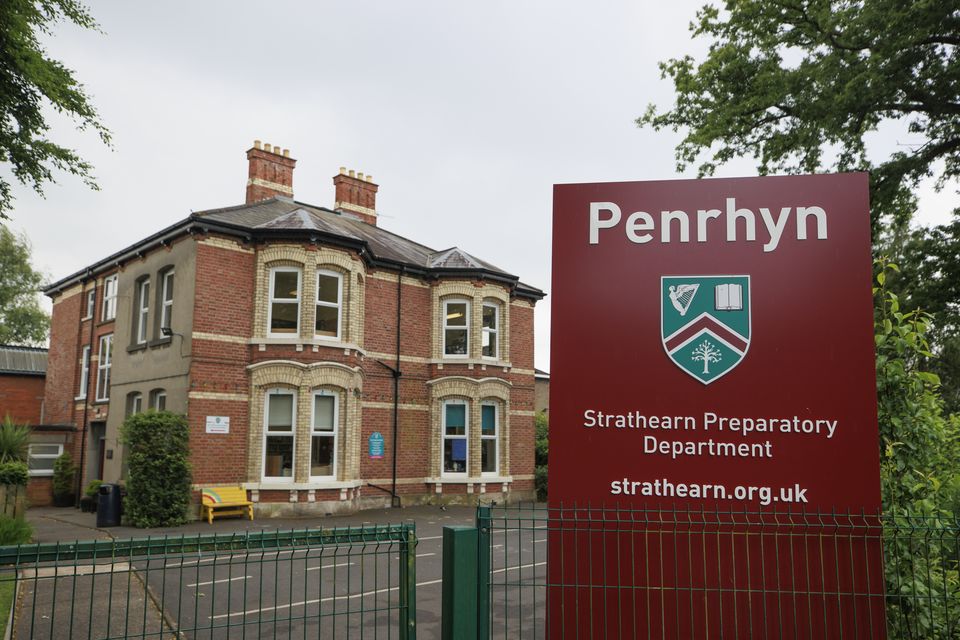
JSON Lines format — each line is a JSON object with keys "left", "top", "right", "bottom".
{"left": 333, "top": 167, "right": 379, "bottom": 225}
{"left": 246, "top": 140, "right": 296, "bottom": 204}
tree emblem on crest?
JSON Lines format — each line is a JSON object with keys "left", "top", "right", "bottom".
{"left": 691, "top": 339, "right": 722, "bottom": 374}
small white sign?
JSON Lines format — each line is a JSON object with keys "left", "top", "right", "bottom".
{"left": 205, "top": 416, "right": 230, "bottom": 434}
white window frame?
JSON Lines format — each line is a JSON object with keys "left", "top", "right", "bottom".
{"left": 314, "top": 269, "right": 343, "bottom": 341}
{"left": 129, "top": 392, "right": 143, "bottom": 415}
{"left": 267, "top": 267, "right": 301, "bottom": 337}
{"left": 482, "top": 302, "right": 499, "bottom": 360}
{"left": 443, "top": 299, "right": 471, "bottom": 358}
{"left": 77, "top": 345, "right": 91, "bottom": 399}
{"left": 95, "top": 334, "right": 113, "bottom": 402}
{"left": 84, "top": 290, "right": 95, "bottom": 320}
{"left": 160, "top": 269, "right": 175, "bottom": 331}
{"left": 441, "top": 399, "right": 469, "bottom": 478}
{"left": 152, "top": 390, "right": 166, "bottom": 411}
{"left": 309, "top": 389, "right": 338, "bottom": 480}
{"left": 136, "top": 278, "right": 150, "bottom": 344}
{"left": 262, "top": 388, "right": 296, "bottom": 482}
{"left": 101, "top": 275, "right": 118, "bottom": 321}
{"left": 480, "top": 401, "right": 499, "bottom": 476}
{"left": 28, "top": 444, "right": 64, "bottom": 477}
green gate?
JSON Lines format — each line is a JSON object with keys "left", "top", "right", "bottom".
{"left": 0, "top": 523, "right": 417, "bottom": 639}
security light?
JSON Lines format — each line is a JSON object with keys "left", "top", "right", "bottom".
{"left": 161, "top": 327, "right": 173, "bottom": 337}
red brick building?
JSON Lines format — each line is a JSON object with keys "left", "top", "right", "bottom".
{"left": 43, "top": 142, "right": 543, "bottom": 515}
{"left": 0, "top": 345, "right": 74, "bottom": 506}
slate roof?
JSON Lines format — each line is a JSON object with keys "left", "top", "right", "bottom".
{"left": 45, "top": 196, "right": 544, "bottom": 300}
{"left": 0, "top": 345, "right": 48, "bottom": 376}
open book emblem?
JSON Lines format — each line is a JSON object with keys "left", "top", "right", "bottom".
{"left": 661, "top": 275, "right": 751, "bottom": 385}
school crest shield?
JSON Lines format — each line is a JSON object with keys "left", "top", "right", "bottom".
{"left": 661, "top": 275, "right": 751, "bottom": 384}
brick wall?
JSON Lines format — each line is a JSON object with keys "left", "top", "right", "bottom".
{"left": 0, "top": 375, "right": 45, "bottom": 424}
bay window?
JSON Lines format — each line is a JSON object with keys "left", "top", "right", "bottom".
{"left": 311, "top": 390, "right": 338, "bottom": 479}
{"left": 268, "top": 268, "right": 301, "bottom": 336}
{"left": 263, "top": 389, "right": 295, "bottom": 480}
{"left": 481, "top": 402, "right": 499, "bottom": 475}
{"left": 442, "top": 399, "right": 468, "bottom": 475}
{"left": 443, "top": 299, "right": 470, "bottom": 356}
{"left": 315, "top": 270, "right": 342, "bottom": 339}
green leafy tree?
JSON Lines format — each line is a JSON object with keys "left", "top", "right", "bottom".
{"left": 0, "top": 0, "right": 111, "bottom": 220}
{"left": 884, "top": 214, "right": 960, "bottom": 414}
{"left": 639, "top": 0, "right": 960, "bottom": 232}
{"left": 0, "top": 227, "right": 49, "bottom": 345}
{"left": 874, "top": 260, "right": 960, "bottom": 638}
{"left": 535, "top": 411, "right": 548, "bottom": 501}
{"left": 121, "top": 411, "right": 192, "bottom": 528}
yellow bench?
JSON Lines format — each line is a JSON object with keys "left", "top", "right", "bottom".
{"left": 201, "top": 486, "right": 253, "bottom": 524}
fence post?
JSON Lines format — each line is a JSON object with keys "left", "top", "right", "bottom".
{"left": 477, "top": 506, "right": 491, "bottom": 640}
{"left": 442, "top": 525, "right": 478, "bottom": 640}
{"left": 399, "top": 524, "right": 417, "bottom": 639}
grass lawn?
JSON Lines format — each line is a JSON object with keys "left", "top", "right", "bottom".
{"left": 0, "top": 579, "right": 14, "bottom": 637}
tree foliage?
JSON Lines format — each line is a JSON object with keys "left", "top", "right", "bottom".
{"left": 0, "top": 0, "right": 111, "bottom": 220}
{"left": 883, "top": 214, "right": 960, "bottom": 414}
{"left": 121, "top": 411, "right": 192, "bottom": 528}
{"left": 874, "top": 260, "right": 960, "bottom": 637}
{"left": 639, "top": 0, "right": 960, "bottom": 232}
{"left": 0, "top": 227, "right": 49, "bottom": 345}
{"left": 535, "top": 411, "right": 548, "bottom": 502}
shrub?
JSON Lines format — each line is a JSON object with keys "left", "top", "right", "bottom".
{"left": 0, "top": 462, "right": 28, "bottom": 487}
{"left": 84, "top": 480, "right": 103, "bottom": 498}
{"left": 0, "top": 416, "right": 30, "bottom": 464}
{"left": 121, "top": 411, "right": 192, "bottom": 528}
{"left": 0, "top": 515, "right": 32, "bottom": 545}
{"left": 52, "top": 451, "right": 76, "bottom": 507}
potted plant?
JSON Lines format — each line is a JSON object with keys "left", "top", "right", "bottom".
{"left": 79, "top": 479, "right": 102, "bottom": 512}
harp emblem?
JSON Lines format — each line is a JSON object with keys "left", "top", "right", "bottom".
{"left": 661, "top": 275, "right": 751, "bottom": 385}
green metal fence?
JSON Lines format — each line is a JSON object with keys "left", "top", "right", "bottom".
{"left": 0, "top": 523, "right": 417, "bottom": 639}
{"left": 441, "top": 504, "right": 960, "bottom": 639}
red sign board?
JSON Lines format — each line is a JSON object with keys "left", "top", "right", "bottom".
{"left": 547, "top": 174, "right": 883, "bottom": 638}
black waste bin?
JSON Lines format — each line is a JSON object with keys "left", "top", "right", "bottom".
{"left": 97, "top": 483, "right": 122, "bottom": 527}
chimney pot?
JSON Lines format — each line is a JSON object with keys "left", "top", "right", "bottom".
{"left": 333, "top": 166, "right": 379, "bottom": 226}
{"left": 246, "top": 142, "right": 296, "bottom": 204}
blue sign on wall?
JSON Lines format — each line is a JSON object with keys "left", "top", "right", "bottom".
{"left": 368, "top": 432, "right": 385, "bottom": 459}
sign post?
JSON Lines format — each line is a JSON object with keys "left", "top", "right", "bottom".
{"left": 548, "top": 173, "right": 883, "bottom": 638}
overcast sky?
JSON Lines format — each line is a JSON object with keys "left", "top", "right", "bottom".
{"left": 6, "top": 1, "right": 956, "bottom": 371}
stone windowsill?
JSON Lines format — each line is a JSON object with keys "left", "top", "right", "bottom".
{"left": 241, "top": 480, "right": 364, "bottom": 491}
{"left": 429, "top": 358, "right": 512, "bottom": 369}
{"left": 252, "top": 338, "right": 365, "bottom": 353}
{"left": 426, "top": 476, "right": 513, "bottom": 485}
